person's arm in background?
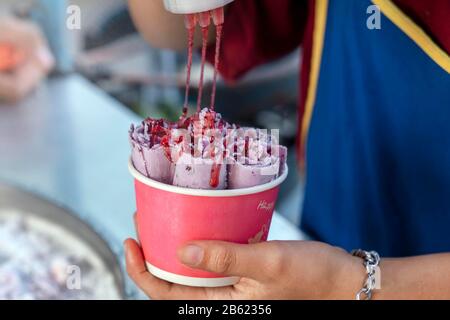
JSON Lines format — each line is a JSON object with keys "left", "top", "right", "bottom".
{"left": 0, "top": 17, "right": 54, "bottom": 103}
{"left": 128, "top": 0, "right": 189, "bottom": 51}
{"left": 128, "top": 0, "right": 216, "bottom": 51}
{"left": 128, "top": 0, "right": 308, "bottom": 81}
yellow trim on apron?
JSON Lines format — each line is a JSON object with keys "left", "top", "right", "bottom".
{"left": 372, "top": 0, "right": 450, "bottom": 74}
{"left": 299, "top": 0, "right": 329, "bottom": 170}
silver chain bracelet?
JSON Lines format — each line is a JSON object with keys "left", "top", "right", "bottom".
{"left": 351, "top": 249, "right": 381, "bottom": 300}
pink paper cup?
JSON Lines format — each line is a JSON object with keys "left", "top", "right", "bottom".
{"left": 128, "top": 159, "right": 288, "bottom": 287}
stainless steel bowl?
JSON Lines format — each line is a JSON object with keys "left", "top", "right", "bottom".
{"left": 0, "top": 183, "right": 126, "bottom": 299}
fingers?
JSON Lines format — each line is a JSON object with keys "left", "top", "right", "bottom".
{"left": 124, "top": 238, "right": 173, "bottom": 299}
{"left": 178, "top": 241, "right": 280, "bottom": 279}
{"left": 124, "top": 238, "right": 235, "bottom": 300}
{"left": 33, "top": 46, "right": 54, "bottom": 73}
{"left": 0, "top": 57, "right": 46, "bottom": 103}
{"left": 0, "top": 17, "right": 46, "bottom": 51}
{"left": 0, "top": 46, "right": 54, "bottom": 103}
{"left": 0, "top": 20, "right": 54, "bottom": 102}
{"left": 0, "top": 44, "right": 25, "bottom": 71}
{"left": 0, "top": 17, "right": 54, "bottom": 73}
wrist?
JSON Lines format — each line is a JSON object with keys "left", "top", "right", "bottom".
{"left": 327, "top": 253, "right": 367, "bottom": 299}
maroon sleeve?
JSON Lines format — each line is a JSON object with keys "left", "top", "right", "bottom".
{"left": 206, "top": 0, "right": 309, "bottom": 82}
{"left": 394, "top": 0, "right": 450, "bottom": 54}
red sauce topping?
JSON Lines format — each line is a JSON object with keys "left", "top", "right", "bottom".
{"left": 160, "top": 135, "right": 172, "bottom": 162}
{"left": 209, "top": 163, "right": 222, "bottom": 188}
{"left": 183, "top": 23, "right": 195, "bottom": 118}
{"left": 142, "top": 9, "right": 229, "bottom": 188}
{"left": 244, "top": 136, "right": 250, "bottom": 160}
{"left": 210, "top": 24, "right": 223, "bottom": 110}
{"left": 197, "top": 27, "right": 209, "bottom": 112}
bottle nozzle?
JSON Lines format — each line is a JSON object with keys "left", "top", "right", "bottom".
{"left": 183, "top": 7, "right": 224, "bottom": 31}
{"left": 164, "top": 0, "right": 234, "bottom": 14}
{"left": 211, "top": 7, "right": 224, "bottom": 25}
{"left": 184, "top": 14, "right": 197, "bottom": 29}
{"left": 198, "top": 11, "right": 211, "bottom": 28}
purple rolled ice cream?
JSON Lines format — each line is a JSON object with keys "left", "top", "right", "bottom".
{"left": 227, "top": 128, "right": 286, "bottom": 189}
{"left": 173, "top": 153, "right": 227, "bottom": 190}
{"left": 227, "top": 157, "right": 280, "bottom": 189}
{"left": 129, "top": 123, "right": 175, "bottom": 184}
{"left": 129, "top": 109, "right": 287, "bottom": 190}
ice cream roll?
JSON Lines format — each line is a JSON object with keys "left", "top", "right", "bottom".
{"left": 172, "top": 153, "right": 227, "bottom": 190}
{"left": 129, "top": 123, "right": 175, "bottom": 184}
{"left": 172, "top": 129, "right": 228, "bottom": 189}
{"left": 226, "top": 128, "right": 286, "bottom": 189}
{"left": 227, "top": 157, "right": 280, "bottom": 189}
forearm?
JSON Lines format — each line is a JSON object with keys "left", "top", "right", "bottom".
{"left": 128, "top": 0, "right": 216, "bottom": 51}
{"left": 338, "top": 253, "right": 450, "bottom": 299}
{"left": 128, "top": 0, "right": 186, "bottom": 50}
{"left": 377, "top": 254, "right": 450, "bottom": 299}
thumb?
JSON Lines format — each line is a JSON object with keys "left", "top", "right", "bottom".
{"left": 177, "top": 241, "right": 270, "bottom": 278}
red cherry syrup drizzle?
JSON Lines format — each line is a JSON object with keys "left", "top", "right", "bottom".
{"left": 142, "top": 8, "right": 226, "bottom": 187}
{"left": 183, "top": 14, "right": 196, "bottom": 118}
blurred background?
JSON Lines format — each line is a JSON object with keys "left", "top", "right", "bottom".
{"left": 0, "top": 0, "right": 304, "bottom": 299}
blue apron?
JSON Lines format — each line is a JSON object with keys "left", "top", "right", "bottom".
{"left": 300, "top": 0, "right": 450, "bottom": 257}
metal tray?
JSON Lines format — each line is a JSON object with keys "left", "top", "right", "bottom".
{"left": 0, "top": 183, "right": 126, "bottom": 299}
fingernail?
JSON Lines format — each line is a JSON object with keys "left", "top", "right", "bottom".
{"left": 179, "top": 245, "right": 204, "bottom": 266}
